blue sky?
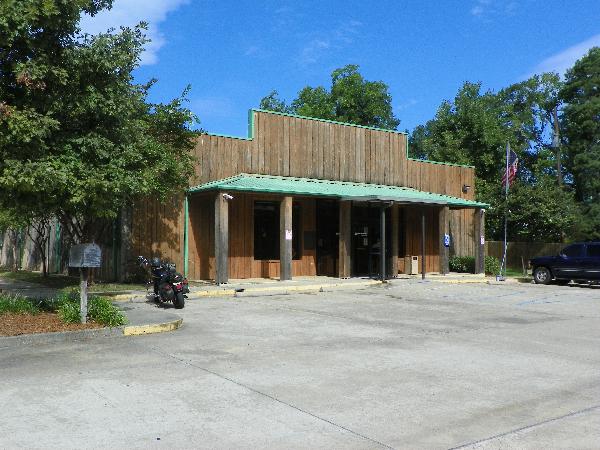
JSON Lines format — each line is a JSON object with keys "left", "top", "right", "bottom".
{"left": 81, "top": 0, "right": 600, "bottom": 135}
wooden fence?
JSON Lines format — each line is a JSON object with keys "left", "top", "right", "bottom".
{"left": 0, "top": 222, "right": 120, "bottom": 281}
{"left": 485, "top": 241, "right": 564, "bottom": 270}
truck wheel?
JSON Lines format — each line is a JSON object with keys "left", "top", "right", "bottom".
{"left": 174, "top": 292, "right": 185, "bottom": 309}
{"left": 533, "top": 266, "right": 552, "bottom": 285}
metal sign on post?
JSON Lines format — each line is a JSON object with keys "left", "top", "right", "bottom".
{"left": 69, "top": 243, "right": 102, "bottom": 323}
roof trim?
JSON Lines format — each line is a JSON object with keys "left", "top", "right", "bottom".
{"left": 252, "top": 108, "right": 409, "bottom": 135}
{"left": 188, "top": 173, "right": 488, "bottom": 209}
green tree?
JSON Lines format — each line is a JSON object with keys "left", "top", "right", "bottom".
{"left": 259, "top": 90, "right": 292, "bottom": 114}
{"left": 260, "top": 64, "right": 400, "bottom": 130}
{"left": 561, "top": 47, "right": 600, "bottom": 239}
{"left": 0, "top": 0, "right": 196, "bottom": 243}
{"left": 480, "top": 177, "right": 577, "bottom": 242}
{"left": 411, "top": 76, "right": 577, "bottom": 242}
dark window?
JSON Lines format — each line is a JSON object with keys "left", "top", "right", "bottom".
{"left": 254, "top": 201, "right": 279, "bottom": 260}
{"left": 562, "top": 244, "right": 584, "bottom": 257}
{"left": 587, "top": 244, "right": 600, "bottom": 258}
{"left": 292, "top": 204, "right": 302, "bottom": 260}
{"left": 253, "top": 201, "right": 302, "bottom": 260}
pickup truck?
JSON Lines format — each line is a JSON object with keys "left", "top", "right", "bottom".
{"left": 530, "top": 242, "right": 600, "bottom": 284}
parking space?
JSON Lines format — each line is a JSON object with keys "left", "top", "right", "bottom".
{"left": 1, "top": 280, "right": 599, "bottom": 449}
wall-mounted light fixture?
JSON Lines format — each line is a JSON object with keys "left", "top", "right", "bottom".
{"left": 462, "top": 184, "right": 471, "bottom": 193}
{"left": 222, "top": 193, "right": 233, "bottom": 200}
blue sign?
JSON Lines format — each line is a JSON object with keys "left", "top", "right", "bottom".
{"left": 443, "top": 234, "right": 450, "bottom": 248}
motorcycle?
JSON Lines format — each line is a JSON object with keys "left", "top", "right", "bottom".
{"left": 137, "top": 256, "right": 189, "bottom": 309}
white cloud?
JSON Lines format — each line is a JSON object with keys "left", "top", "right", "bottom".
{"left": 300, "top": 39, "right": 331, "bottom": 64}
{"left": 471, "top": 0, "right": 492, "bottom": 16}
{"left": 470, "top": 0, "right": 518, "bottom": 18}
{"left": 529, "top": 34, "right": 600, "bottom": 76}
{"left": 298, "top": 20, "right": 362, "bottom": 65}
{"left": 192, "top": 96, "right": 235, "bottom": 119}
{"left": 396, "top": 99, "right": 418, "bottom": 111}
{"left": 79, "top": 0, "right": 189, "bottom": 65}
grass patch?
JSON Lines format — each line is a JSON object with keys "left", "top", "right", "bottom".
{"left": 0, "top": 270, "right": 139, "bottom": 292}
{"left": 0, "top": 289, "right": 127, "bottom": 328}
{"left": 504, "top": 268, "right": 530, "bottom": 278}
{"left": 0, "top": 293, "right": 40, "bottom": 315}
{"left": 0, "top": 270, "right": 79, "bottom": 289}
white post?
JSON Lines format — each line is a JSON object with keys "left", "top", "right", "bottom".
{"left": 80, "top": 267, "right": 88, "bottom": 323}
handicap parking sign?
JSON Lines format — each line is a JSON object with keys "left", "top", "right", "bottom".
{"left": 443, "top": 234, "right": 450, "bottom": 247}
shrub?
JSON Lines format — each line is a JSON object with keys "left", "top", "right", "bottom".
{"left": 449, "top": 256, "right": 475, "bottom": 273}
{"left": 88, "top": 296, "right": 128, "bottom": 327}
{"left": 484, "top": 256, "right": 501, "bottom": 275}
{"left": 58, "top": 300, "right": 81, "bottom": 323}
{"left": 57, "top": 292, "right": 127, "bottom": 327}
{"left": 0, "top": 293, "right": 40, "bottom": 315}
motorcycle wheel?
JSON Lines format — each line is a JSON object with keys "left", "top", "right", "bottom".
{"left": 174, "top": 292, "right": 185, "bottom": 309}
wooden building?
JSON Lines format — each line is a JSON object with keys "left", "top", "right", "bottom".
{"left": 125, "top": 109, "right": 487, "bottom": 282}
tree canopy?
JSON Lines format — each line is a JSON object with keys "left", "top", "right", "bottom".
{"left": 260, "top": 65, "right": 400, "bottom": 130}
{"left": 0, "top": 0, "right": 196, "bottom": 242}
{"left": 561, "top": 47, "right": 600, "bottom": 239}
{"left": 409, "top": 73, "right": 582, "bottom": 242}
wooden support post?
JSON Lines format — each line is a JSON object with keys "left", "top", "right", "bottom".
{"left": 474, "top": 208, "right": 485, "bottom": 274}
{"left": 280, "top": 196, "right": 293, "bottom": 281}
{"left": 380, "top": 205, "right": 386, "bottom": 281}
{"left": 215, "top": 192, "right": 229, "bottom": 284}
{"left": 439, "top": 206, "right": 449, "bottom": 275}
{"left": 421, "top": 210, "right": 426, "bottom": 280}
{"left": 391, "top": 204, "right": 399, "bottom": 278}
{"left": 338, "top": 201, "right": 352, "bottom": 278}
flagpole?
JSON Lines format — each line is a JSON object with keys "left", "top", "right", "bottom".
{"left": 501, "top": 142, "right": 510, "bottom": 278}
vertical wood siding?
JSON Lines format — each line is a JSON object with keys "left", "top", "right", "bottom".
{"left": 127, "top": 110, "right": 478, "bottom": 280}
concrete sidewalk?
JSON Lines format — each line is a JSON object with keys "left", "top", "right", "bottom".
{"left": 109, "top": 273, "right": 521, "bottom": 302}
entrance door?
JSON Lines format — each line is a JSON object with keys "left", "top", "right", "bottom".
{"left": 351, "top": 204, "right": 391, "bottom": 277}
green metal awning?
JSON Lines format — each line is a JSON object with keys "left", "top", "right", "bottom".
{"left": 188, "top": 173, "right": 488, "bottom": 208}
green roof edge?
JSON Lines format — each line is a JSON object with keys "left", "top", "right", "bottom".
{"left": 252, "top": 108, "right": 409, "bottom": 135}
{"left": 187, "top": 173, "right": 488, "bottom": 208}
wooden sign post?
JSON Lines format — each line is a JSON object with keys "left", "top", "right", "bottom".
{"left": 69, "top": 243, "right": 102, "bottom": 323}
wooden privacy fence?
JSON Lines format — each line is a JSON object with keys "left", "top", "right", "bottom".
{"left": 485, "top": 241, "right": 564, "bottom": 270}
{"left": 0, "top": 222, "right": 121, "bottom": 281}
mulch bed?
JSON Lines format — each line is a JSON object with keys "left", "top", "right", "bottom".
{"left": 0, "top": 312, "right": 103, "bottom": 336}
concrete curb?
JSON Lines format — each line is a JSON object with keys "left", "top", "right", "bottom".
{"left": 0, "top": 326, "right": 126, "bottom": 347}
{"left": 123, "top": 318, "right": 183, "bottom": 336}
{"left": 187, "top": 279, "right": 382, "bottom": 299}
{"left": 0, "top": 316, "right": 183, "bottom": 348}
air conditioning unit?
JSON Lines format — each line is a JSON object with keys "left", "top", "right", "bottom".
{"left": 405, "top": 256, "right": 419, "bottom": 275}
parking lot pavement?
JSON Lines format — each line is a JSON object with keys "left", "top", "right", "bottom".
{"left": 1, "top": 280, "right": 599, "bottom": 449}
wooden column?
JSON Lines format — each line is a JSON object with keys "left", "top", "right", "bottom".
{"left": 439, "top": 206, "right": 449, "bottom": 275}
{"left": 215, "top": 192, "right": 229, "bottom": 284}
{"left": 390, "top": 204, "right": 399, "bottom": 278}
{"left": 338, "top": 201, "right": 352, "bottom": 278}
{"left": 421, "top": 210, "right": 426, "bottom": 279}
{"left": 379, "top": 205, "right": 386, "bottom": 281}
{"left": 280, "top": 196, "right": 293, "bottom": 281}
{"left": 474, "top": 208, "right": 485, "bottom": 274}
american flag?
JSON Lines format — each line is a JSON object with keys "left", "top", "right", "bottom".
{"left": 502, "top": 148, "right": 518, "bottom": 188}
